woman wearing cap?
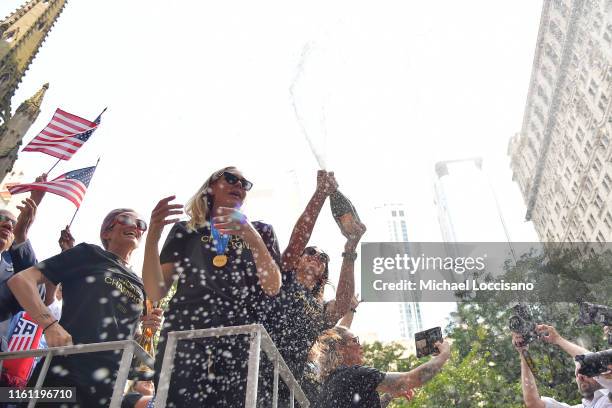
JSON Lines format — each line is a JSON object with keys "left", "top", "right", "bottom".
{"left": 258, "top": 170, "right": 366, "bottom": 406}
{"left": 142, "top": 166, "right": 282, "bottom": 407}
{"left": 7, "top": 207, "right": 162, "bottom": 407}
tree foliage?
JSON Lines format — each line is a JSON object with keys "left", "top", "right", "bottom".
{"left": 362, "top": 247, "right": 611, "bottom": 408}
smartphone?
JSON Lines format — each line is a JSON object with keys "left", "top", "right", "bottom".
{"left": 415, "top": 327, "right": 443, "bottom": 358}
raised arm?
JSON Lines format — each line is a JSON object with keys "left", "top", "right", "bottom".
{"left": 142, "top": 196, "right": 183, "bottom": 302}
{"left": 281, "top": 171, "right": 337, "bottom": 272}
{"left": 536, "top": 324, "right": 589, "bottom": 357}
{"left": 337, "top": 296, "right": 360, "bottom": 328}
{"left": 377, "top": 340, "right": 451, "bottom": 396}
{"left": 326, "top": 221, "right": 366, "bottom": 324}
{"left": 7, "top": 267, "right": 72, "bottom": 347}
{"left": 513, "top": 333, "right": 546, "bottom": 408}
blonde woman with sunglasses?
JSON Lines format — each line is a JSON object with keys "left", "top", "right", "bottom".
{"left": 142, "top": 166, "right": 282, "bottom": 407}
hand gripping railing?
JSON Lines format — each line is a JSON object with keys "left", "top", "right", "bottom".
{"left": 154, "top": 324, "right": 310, "bottom": 408}
{"left": 0, "top": 339, "right": 153, "bottom": 408}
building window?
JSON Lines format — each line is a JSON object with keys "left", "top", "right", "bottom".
{"left": 601, "top": 133, "right": 610, "bottom": 149}
{"left": 596, "top": 231, "right": 606, "bottom": 245}
{"left": 592, "top": 157, "right": 602, "bottom": 174}
{"left": 603, "top": 174, "right": 612, "bottom": 193}
{"left": 604, "top": 24, "right": 612, "bottom": 43}
{"left": 576, "top": 127, "right": 585, "bottom": 143}
{"left": 588, "top": 79, "right": 599, "bottom": 99}
{"left": 594, "top": 194, "right": 604, "bottom": 211}
{"left": 599, "top": 93, "right": 609, "bottom": 113}
{"left": 579, "top": 197, "right": 588, "bottom": 213}
{"left": 588, "top": 214, "right": 596, "bottom": 230}
{"left": 584, "top": 176, "right": 593, "bottom": 194}
{"left": 605, "top": 212, "right": 612, "bottom": 230}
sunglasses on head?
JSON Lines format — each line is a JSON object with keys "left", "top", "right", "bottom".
{"left": 110, "top": 214, "right": 148, "bottom": 232}
{"left": 222, "top": 172, "right": 253, "bottom": 191}
{"left": 344, "top": 335, "right": 360, "bottom": 346}
{"left": 303, "top": 247, "right": 330, "bottom": 264}
{"left": 0, "top": 214, "right": 16, "bottom": 228}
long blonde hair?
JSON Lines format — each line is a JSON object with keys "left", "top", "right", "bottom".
{"left": 185, "top": 166, "right": 238, "bottom": 231}
{"left": 311, "top": 326, "right": 351, "bottom": 381}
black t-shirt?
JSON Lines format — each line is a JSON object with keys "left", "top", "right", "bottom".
{"left": 260, "top": 272, "right": 334, "bottom": 379}
{"left": 159, "top": 220, "right": 281, "bottom": 331}
{"left": 316, "top": 365, "right": 386, "bottom": 408}
{"left": 36, "top": 243, "right": 144, "bottom": 379}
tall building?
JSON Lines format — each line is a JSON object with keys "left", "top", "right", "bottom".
{"left": 508, "top": 0, "right": 612, "bottom": 242}
{"left": 434, "top": 158, "right": 512, "bottom": 243}
{"left": 372, "top": 204, "right": 424, "bottom": 342}
{"left": 0, "top": 0, "right": 66, "bottom": 182}
{"left": 0, "top": 83, "right": 48, "bottom": 179}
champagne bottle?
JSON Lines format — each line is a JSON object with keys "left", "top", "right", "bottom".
{"left": 137, "top": 299, "right": 156, "bottom": 374}
{"left": 330, "top": 190, "right": 361, "bottom": 235}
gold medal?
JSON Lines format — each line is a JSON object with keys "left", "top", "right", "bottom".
{"left": 213, "top": 254, "right": 228, "bottom": 267}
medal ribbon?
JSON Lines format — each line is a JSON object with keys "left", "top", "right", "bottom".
{"left": 211, "top": 223, "right": 230, "bottom": 255}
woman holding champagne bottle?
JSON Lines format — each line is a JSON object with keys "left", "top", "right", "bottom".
{"left": 258, "top": 170, "right": 366, "bottom": 406}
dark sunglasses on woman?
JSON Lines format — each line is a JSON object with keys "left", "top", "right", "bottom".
{"left": 0, "top": 214, "right": 16, "bottom": 228}
{"left": 303, "top": 247, "right": 330, "bottom": 264}
{"left": 110, "top": 214, "right": 148, "bottom": 232}
{"left": 222, "top": 172, "right": 253, "bottom": 191}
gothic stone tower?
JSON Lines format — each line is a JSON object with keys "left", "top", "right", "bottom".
{"left": 0, "top": 0, "right": 67, "bottom": 181}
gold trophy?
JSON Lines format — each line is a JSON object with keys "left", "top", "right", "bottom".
{"left": 137, "top": 299, "right": 157, "bottom": 374}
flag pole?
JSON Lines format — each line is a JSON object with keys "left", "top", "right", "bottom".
{"left": 68, "top": 157, "right": 101, "bottom": 228}
{"left": 47, "top": 158, "right": 61, "bottom": 174}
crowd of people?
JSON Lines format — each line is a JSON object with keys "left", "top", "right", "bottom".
{"left": 0, "top": 167, "right": 453, "bottom": 407}
{"left": 1, "top": 167, "right": 608, "bottom": 407}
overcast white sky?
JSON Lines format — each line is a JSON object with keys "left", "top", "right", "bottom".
{"left": 1, "top": 0, "right": 542, "bottom": 341}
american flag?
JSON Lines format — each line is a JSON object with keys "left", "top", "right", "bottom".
{"left": 7, "top": 314, "right": 39, "bottom": 352}
{"left": 22, "top": 108, "right": 104, "bottom": 160}
{"left": 8, "top": 166, "right": 97, "bottom": 208}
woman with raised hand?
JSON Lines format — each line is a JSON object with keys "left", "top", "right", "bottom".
{"left": 7, "top": 207, "right": 152, "bottom": 407}
{"left": 258, "top": 170, "right": 366, "bottom": 406}
{"left": 142, "top": 166, "right": 282, "bottom": 407}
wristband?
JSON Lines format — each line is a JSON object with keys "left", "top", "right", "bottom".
{"left": 342, "top": 252, "right": 358, "bottom": 261}
{"left": 43, "top": 320, "right": 58, "bottom": 333}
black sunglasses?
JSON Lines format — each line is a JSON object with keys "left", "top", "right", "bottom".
{"left": 0, "top": 214, "right": 16, "bottom": 228}
{"left": 222, "top": 172, "right": 253, "bottom": 191}
{"left": 303, "top": 247, "right": 330, "bottom": 264}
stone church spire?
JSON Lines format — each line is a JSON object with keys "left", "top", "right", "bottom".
{"left": 0, "top": 0, "right": 67, "bottom": 125}
{"left": 0, "top": 82, "right": 49, "bottom": 180}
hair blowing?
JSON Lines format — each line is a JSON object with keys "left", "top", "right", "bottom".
{"left": 311, "top": 326, "right": 351, "bottom": 381}
{"left": 185, "top": 166, "right": 238, "bottom": 231}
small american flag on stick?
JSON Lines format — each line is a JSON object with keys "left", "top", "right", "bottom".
{"left": 8, "top": 165, "right": 98, "bottom": 208}
{"left": 22, "top": 108, "right": 105, "bottom": 160}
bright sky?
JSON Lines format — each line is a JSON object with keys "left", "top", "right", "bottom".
{"left": 1, "top": 0, "right": 542, "bottom": 341}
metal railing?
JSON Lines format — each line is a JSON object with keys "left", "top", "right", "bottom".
{"left": 0, "top": 324, "right": 310, "bottom": 407}
{"left": 0, "top": 339, "right": 153, "bottom": 408}
{"left": 154, "top": 324, "right": 310, "bottom": 408}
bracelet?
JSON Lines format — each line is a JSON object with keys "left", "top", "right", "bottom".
{"left": 342, "top": 251, "right": 358, "bottom": 261}
{"left": 43, "top": 320, "right": 58, "bottom": 333}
